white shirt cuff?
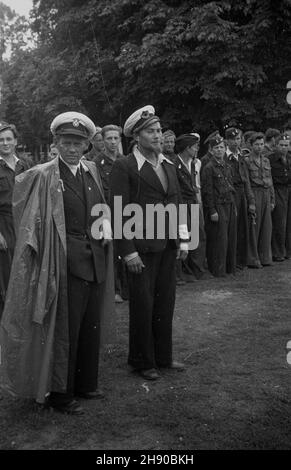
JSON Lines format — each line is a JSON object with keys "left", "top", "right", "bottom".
{"left": 179, "top": 243, "right": 189, "bottom": 251}
{"left": 124, "top": 252, "right": 139, "bottom": 263}
{"left": 178, "top": 224, "right": 189, "bottom": 241}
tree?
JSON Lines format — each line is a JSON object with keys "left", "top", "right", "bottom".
{"left": 1, "top": 0, "right": 291, "bottom": 148}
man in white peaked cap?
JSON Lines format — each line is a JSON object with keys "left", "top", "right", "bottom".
{"left": 0, "top": 112, "right": 115, "bottom": 415}
{"left": 110, "top": 105, "right": 188, "bottom": 381}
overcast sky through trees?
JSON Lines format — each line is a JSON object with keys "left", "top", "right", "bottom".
{"left": 3, "top": 0, "right": 32, "bottom": 17}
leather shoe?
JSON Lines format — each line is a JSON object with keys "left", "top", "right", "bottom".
{"left": 139, "top": 368, "right": 161, "bottom": 380}
{"left": 76, "top": 390, "right": 105, "bottom": 400}
{"left": 51, "top": 399, "right": 85, "bottom": 415}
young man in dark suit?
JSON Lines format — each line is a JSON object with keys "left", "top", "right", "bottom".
{"left": 110, "top": 106, "right": 188, "bottom": 380}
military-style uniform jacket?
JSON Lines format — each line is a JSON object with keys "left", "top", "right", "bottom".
{"left": 93, "top": 152, "right": 122, "bottom": 203}
{"left": 245, "top": 153, "right": 275, "bottom": 205}
{"left": 201, "top": 158, "right": 235, "bottom": 215}
{"left": 268, "top": 151, "right": 290, "bottom": 186}
{"left": 172, "top": 155, "right": 199, "bottom": 205}
{"left": 224, "top": 153, "right": 255, "bottom": 206}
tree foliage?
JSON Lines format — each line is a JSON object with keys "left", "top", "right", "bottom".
{"left": 1, "top": 0, "right": 291, "bottom": 147}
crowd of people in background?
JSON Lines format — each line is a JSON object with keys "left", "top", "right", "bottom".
{"left": 88, "top": 121, "right": 291, "bottom": 291}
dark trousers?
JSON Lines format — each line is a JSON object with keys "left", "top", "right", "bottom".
{"left": 50, "top": 273, "right": 102, "bottom": 405}
{"left": 286, "top": 186, "right": 291, "bottom": 257}
{"left": 248, "top": 188, "right": 272, "bottom": 266}
{"left": 0, "top": 214, "right": 15, "bottom": 320}
{"left": 234, "top": 187, "right": 249, "bottom": 268}
{"left": 272, "top": 186, "right": 288, "bottom": 259}
{"left": 184, "top": 204, "right": 207, "bottom": 278}
{"left": 127, "top": 243, "right": 176, "bottom": 370}
{"left": 205, "top": 202, "right": 237, "bottom": 277}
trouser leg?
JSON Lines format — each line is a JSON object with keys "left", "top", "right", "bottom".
{"left": 272, "top": 186, "right": 288, "bottom": 259}
{"left": 226, "top": 202, "right": 237, "bottom": 274}
{"left": 286, "top": 187, "right": 291, "bottom": 257}
{"left": 152, "top": 246, "right": 176, "bottom": 367}
{"left": 74, "top": 281, "right": 102, "bottom": 394}
{"left": 258, "top": 190, "right": 272, "bottom": 265}
{"left": 127, "top": 252, "right": 158, "bottom": 370}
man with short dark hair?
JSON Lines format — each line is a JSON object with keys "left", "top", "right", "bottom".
{"left": 246, "top": 132, "right": 275, "bottom": 267}
{"left": 162, "top": 130, "right": 176, "bottom": 160}
{"left": 0, "top": 121, "right": 30, "bottom": 319}
{"left": 263, "top": 128, "right": 281, "bottom": 156}
{"left": 93, "top": 124, "right": 126, "bottom": 303}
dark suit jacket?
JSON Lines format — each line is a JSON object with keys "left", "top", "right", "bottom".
{"left": 109, "top": 153, "right": 182, "bottom": 257}
{"left": 59, "top": 159, "right": 106, "bottom": 283}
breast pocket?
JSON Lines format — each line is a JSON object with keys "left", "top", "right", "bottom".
{"left": 0, "top": 177, "right": 10, "bottom": 192}
{"left": 263, "top": 164, "right": 271, "bottom": 177}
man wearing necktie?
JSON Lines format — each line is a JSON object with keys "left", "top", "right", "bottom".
{"left": 0, "top": 112, "right": 114, "bottom": 415}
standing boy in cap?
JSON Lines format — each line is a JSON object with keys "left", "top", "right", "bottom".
{"left": 0, "top": 112, "right": 114, "bottom": 415}
{"left": 0, "top": 122, "right": 30, "bottom": 319}
{"left": 110, "top": 105, "right": 188, "bottom": 380}
{"left": 245, "top": 132, "right": 275, "bottom": 267}
{"left": 202, "top": 136, "right": 237, "bottom": 277}
{"left": 200, "top": 130, "right": 221, "bottom": 178}
{"left": 225, "top": 127, "right": 256, "bottom": 269}
{"left": 173, "top": 134, "right": 209, "bottom": 280}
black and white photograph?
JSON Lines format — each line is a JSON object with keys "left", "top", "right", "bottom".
{"left": 0, "top": 0, "right": 291, "bottom": 454}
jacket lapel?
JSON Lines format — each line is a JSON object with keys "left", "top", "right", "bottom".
{"left": 49, "top": 158, "right": 67, "bottom": 252}
{"left": 127, "top": 153, "right": 167, "bottom": 195}
{"left": 58, "top": 159, "right": 86, "bottom": 206}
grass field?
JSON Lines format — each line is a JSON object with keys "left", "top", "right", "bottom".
{"left": 1, "top": 261, "right": 291, "bottom": 450}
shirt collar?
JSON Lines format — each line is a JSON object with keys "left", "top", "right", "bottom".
{"left": 133, "top": 146, "right": 173, "bottom": 171}
{"left": 226, "top": 147, "right": 240, "bottom": 160}
{"left": 0, "top": 154, "right": 20, "bottom": 171}
{"left": 177, "top": 154, "right": 192, "bottom": 173}
{"left": 60, "top": 155, "right": 89, "bottom": 175}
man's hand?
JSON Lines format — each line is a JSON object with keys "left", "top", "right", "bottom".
{"left": 248, "top": 204, "right": 256, "bottom": 214}
{"left": 271, "top": 203, "right": 275, "bottom": 211}
{"left": 0, "top": 232, "right": 7, "bottom": 251}
{"left": 177, "top": 249, "right": 188, "bottom": 261}
{"left": 126, "top": 255, "right": 145, "bottom": 274}
{"left": 210, "top": 212, "right": 219, "bottom": 222}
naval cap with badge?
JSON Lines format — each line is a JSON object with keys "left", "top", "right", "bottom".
{"left": 225, "top": 127, "right": 241, "bottom": 140}
{"left": 208, "top": 135, "right": 225, "bottom": 149}
{"left": 123, "top": 105, "right": 160, "bottom": 138}
{"left": 50, "top": 112, "right": 96, "bottom": 140}
{"left": 204, "top": 130, "right": 220, "bottom": 145}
